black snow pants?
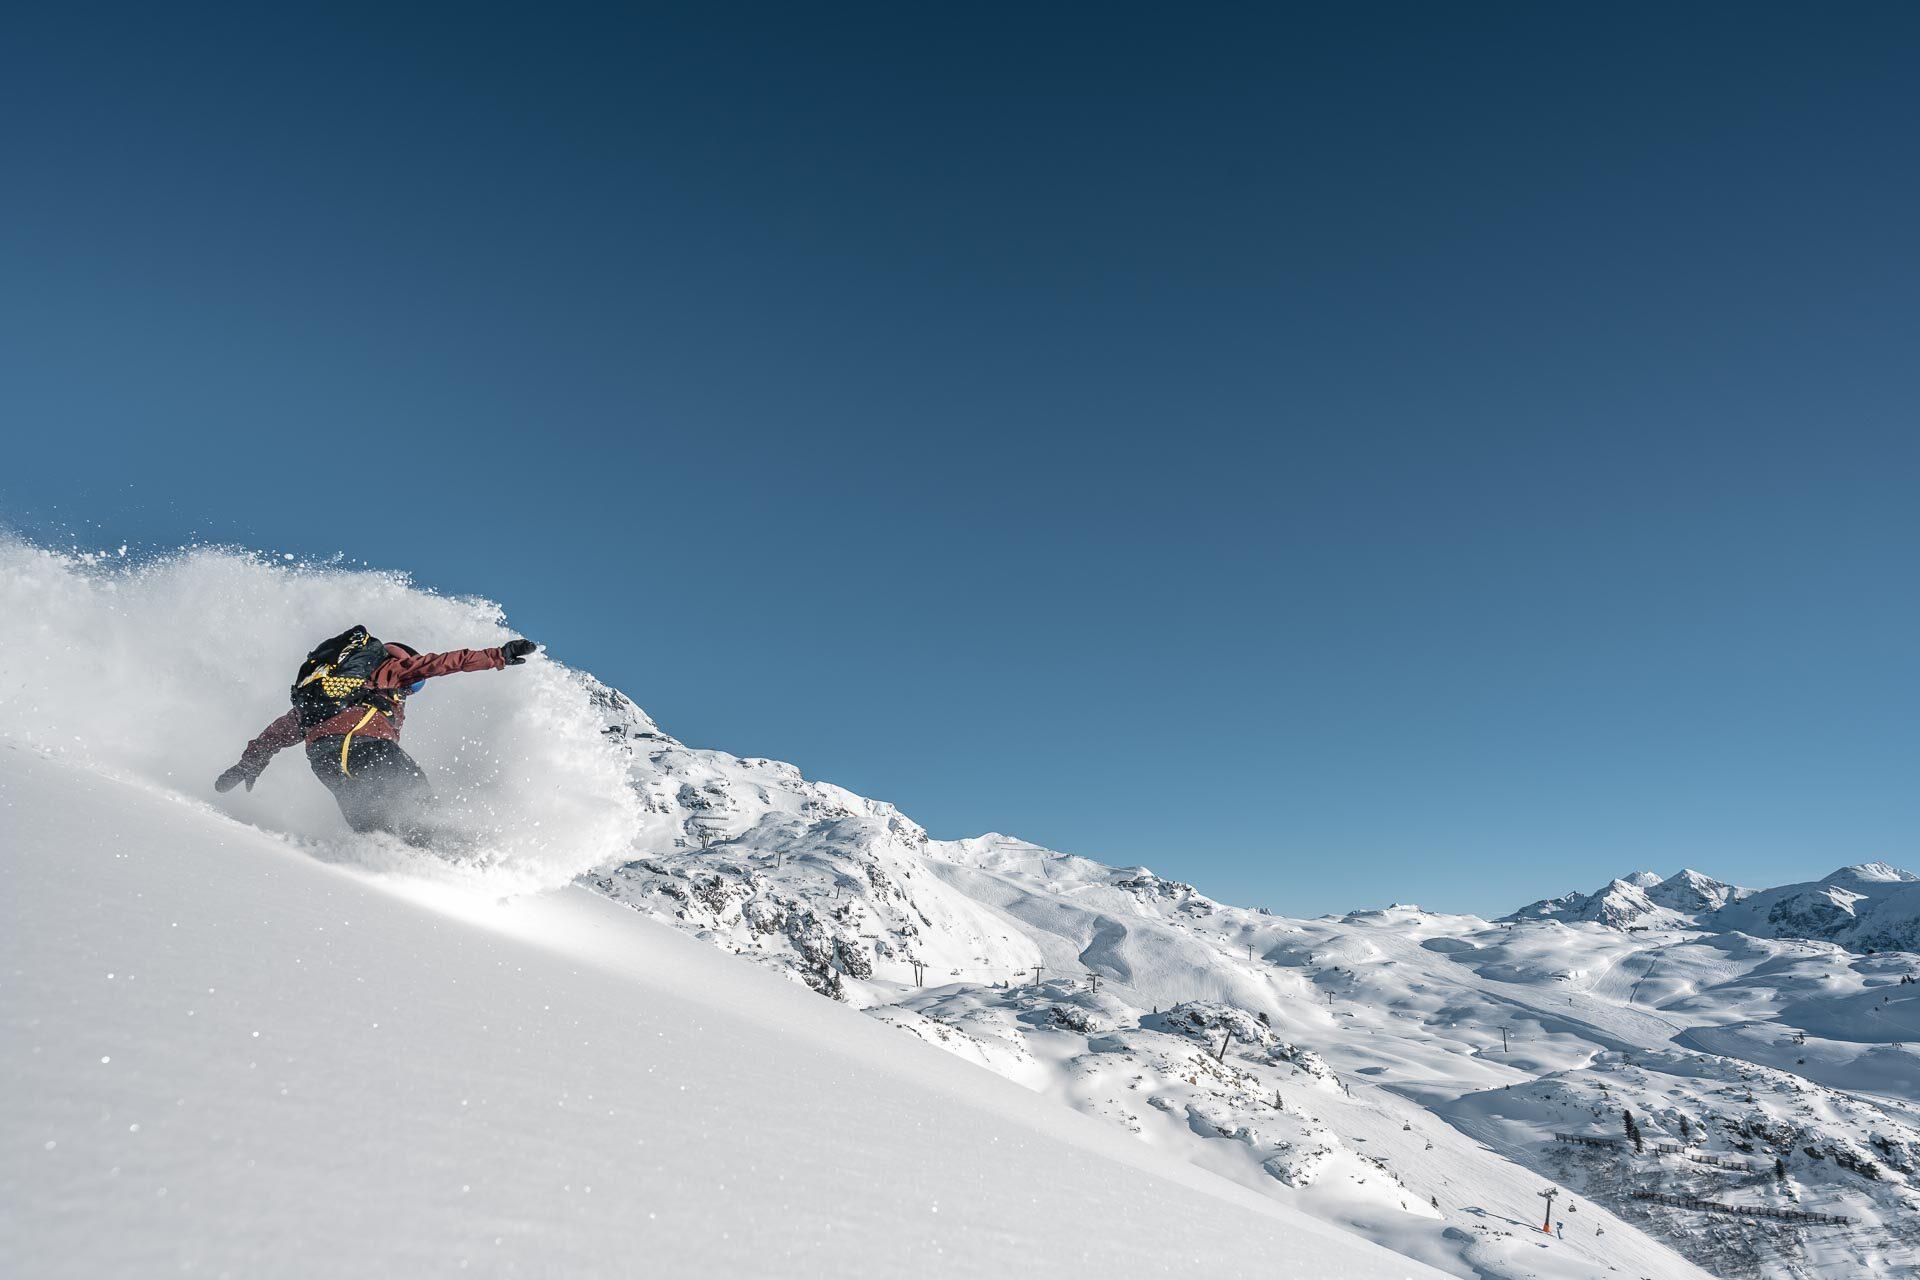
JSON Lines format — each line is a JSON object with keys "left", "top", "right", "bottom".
{"left": 306, "top": 735, "right": 437, "bottom": 845}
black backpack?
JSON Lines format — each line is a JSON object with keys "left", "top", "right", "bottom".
{"left": 290, "top": 626, "right": 396, "bottom": 728}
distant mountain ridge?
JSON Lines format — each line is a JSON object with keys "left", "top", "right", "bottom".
{"left": 1504, "top": 861, "right": 1920, "bottom": 952}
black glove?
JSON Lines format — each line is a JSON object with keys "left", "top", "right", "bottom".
{"left": 215, "top": 761, "right": 260, "bottom": 793}
{"left": 501, "top": 638, "right": 538, "bottom": 666}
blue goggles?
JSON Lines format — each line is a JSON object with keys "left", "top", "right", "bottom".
{"left": 404, "top": 680, "right": 426, "bottom": 695}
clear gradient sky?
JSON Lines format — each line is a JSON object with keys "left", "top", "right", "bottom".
{"left": 4, "top": 4, "right": 1918, "bottom": 916}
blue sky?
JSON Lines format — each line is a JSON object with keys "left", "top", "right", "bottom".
{"left": 4, "top": 4, "right": 1918, "bottom": 916}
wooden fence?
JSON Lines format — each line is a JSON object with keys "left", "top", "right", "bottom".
{"left": 1560, "top": 1134, "right": 1763, "bottom": 1173}
{"left": 1631, "top": 1191, "right": 1850, "bottom": 1226}
{"left": 1553, "top": 1132, "right": 1624, "bottom": 1150}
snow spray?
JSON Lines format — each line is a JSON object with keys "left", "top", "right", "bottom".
{"left": 0, "top": 536, "right": 641, "bottom": 889}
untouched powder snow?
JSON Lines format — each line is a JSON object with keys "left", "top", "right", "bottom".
{"left": 0, "top": 746, "right": 1444, "bottom": 1279}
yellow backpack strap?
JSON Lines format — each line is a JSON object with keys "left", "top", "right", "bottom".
{"left": 339, "top": 705, "right": 381, "bottom": 776}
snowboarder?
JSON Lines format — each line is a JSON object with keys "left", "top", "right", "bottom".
{"left": 215, "top": 626, "right": 538, "bottom": 845}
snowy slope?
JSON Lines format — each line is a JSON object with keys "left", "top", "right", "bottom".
{"left": 0, "top": 745, "right": 1444, "bottom": 1280}
{"left": 586, "top": 766, "right": 1715, "bottom": 1274}
{"left": 585, "top": 728, "right": 1920, "bottom": 1277}
{"left": 9, "top": 538, "right": 1917, "bottom": 1279}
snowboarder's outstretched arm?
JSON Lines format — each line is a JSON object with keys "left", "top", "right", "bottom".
{"left": 216, "top": 710, "right": 305, "bottom": 792}
{"left": 212, "top": 640, "right": 536, "bottom": 794}
{"left": 370, "top": 639, "right": 538, "bottom": 688}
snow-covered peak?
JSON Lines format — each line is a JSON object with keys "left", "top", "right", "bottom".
{"left": 1509, "top": 857, "right": 1920, "bottom": 955}
{"left": 1623, "top": 869, "right": 1665, "bottom": 888}
{"left": 1584, "top": 878, "right": 1675, "bottom": 928}
{"left": 1646, "top": 867, "right": 1745, "bottom": 914}
{"left": 1501, "top": 875, "right": 1680, "bottom": 931}
{"left": 1822, "top": 860, "right": 1919, "bottom": 888}
{"left": 931, "top": 831, "right": 1058, "bottom": 867}
{"left": 579, "top": 673, "right": 669, "bottom": 741}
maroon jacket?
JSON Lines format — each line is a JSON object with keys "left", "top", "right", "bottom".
{"left": 240, "top": 644, "right": 507, "bottom": 770}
